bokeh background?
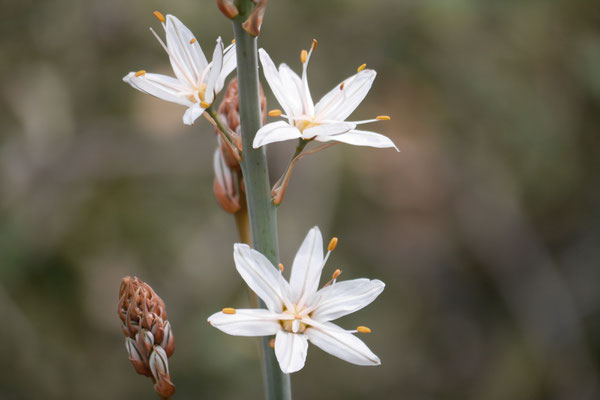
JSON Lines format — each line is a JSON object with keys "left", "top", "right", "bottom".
{"left": 2, "top": 0, "right": 600, "bottom": 399}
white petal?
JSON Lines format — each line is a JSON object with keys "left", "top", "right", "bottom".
{"left": 182, "top": 103, "right": 205, "bottom": 125}
{"left": 317, "top": 129, "right": 398, "bottom": 150}
{"left": 258, "top": 49, "right": 303, "bottom": 118}
{"left": 302, "top": 122, "right": 356, "bottom": 139}
{"left": 275, "top": 331, "right": 308, "bottom": 373}
{"left": 123, "top": 72, "right": 192, "bottom": 107}
{"left": 165, "top": 15, "right": 204, "bottom": 86}
{"left": 310, "top": 279, "right": 385, "bottom": 322}
{"left": 205, "top": 37, "right": 224, "bottom": 105}
{"left": 289, "top": 226, "right": 324, "bottom": 304}
{"left": 234, "top": 244, "right": 290, "bottom": 312}
{"left": 277, "top": 64, "right": 305, "bottom": 119}
{"left": 305, "top": 321, "right": 380, "bottom": 366}
{"left": 314, "top": 70, "right": 376, "bottom": 122}
{"left": 216, "top": 43, "right": 237, "bottom": 94}
{"left": 253, "top": 121, "right": 302, "bottom": 148}
{"left": 208, "top": 309, "right": 281, "bottom": 336}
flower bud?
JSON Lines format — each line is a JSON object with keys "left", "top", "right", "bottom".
{"left": 149, "top": 346, "right": 176, "bottom": 398}
{"left": 118, "top": 276, "right": 175, "bottom": 398}
{"left": 213, "top": 148, "right": 242, "bottom": 214}
{"left": 242, "top": 0, "right": 269, "bottom": 36}
{"left": 216, "top": 78, "right": 267, "bottom": 171}
{"left": 125, "top": 337, "right": 151, "bottom": 376}
{"left": 217, "top": 0, "right": 239, "bottom": 19}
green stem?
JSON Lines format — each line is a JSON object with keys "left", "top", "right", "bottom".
{"left": 231, "top": 2, "right": 292, "bottom": 399}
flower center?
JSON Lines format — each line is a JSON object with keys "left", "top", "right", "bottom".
{"left": 281, "top": 306, "right": 308, "bottom": 333}
{"left": 281, "top": 318, "right": 307, "bottom": 334}
{"left": 188, "top": 83, "right": 207, "bottom": 103}
{"left": 295, "top": 119, "right": 319, "bottom": 133}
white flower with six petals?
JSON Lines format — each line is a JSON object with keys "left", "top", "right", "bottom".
{"left": 208, "top": 227, "right": 384, "bottom": 373}
{"left": 254, "top": 41, "right": 398, "bottom": 150}
{"left": 123, "top": 13, "right": 237, "bottom": 125}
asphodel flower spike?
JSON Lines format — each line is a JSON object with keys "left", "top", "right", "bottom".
{"left": 208, "top": 227, "right": 385, "bottom": 373}
{"left": 254, "top": 40, "right": 398, "bottom": 150}
{"left": 123, "top": 13, "right": 237, "bottom": 125}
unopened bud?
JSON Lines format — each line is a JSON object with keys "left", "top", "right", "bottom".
{"left": 160, "top": 321, "right": 175, "bottom": 358}
{"left": 242, "top": 0, "right": 268, "bottom": 36}
{"left": 126, "top": 337, "right": 151, "bottom": 376}
{"left": 217, "top": 0, "right": 239, "bottom": 19}
{"left": 213, "top": 149, "right": 241, "bottom": 214}
{"left": 118, "top": 276, "right": 175, "bottom": 397}
{"left": 149, "top": 346, "right": 176, "bottom": 398}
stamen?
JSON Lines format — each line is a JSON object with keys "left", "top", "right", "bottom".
{"left": 357, "top": 63, "right": 367, "bottom": 72}
{"left": 190, "top": 38, "right": 197, "bottom": 44}
{"left": 376, "top": 115, "right": 391, "bottom": 121}
{"left": 357, "top": 326, "right": 371, "bottom": 334}
{"left": 300, "top": 49, "right": 308, "bottom": 63}
{"left": 328, "top": 237, "right": 338, "bottom": 251}
{"left": 311, "top": 39, "right": 318, "bottom": 50}
{"left": 153, "top": 11, "right": 166, "bottom": 23}
{"left": 222, "top": 307, "right": 236, "bottom": 315}
{"left": 231, "top": 39, "right": 236, "bottom": 44}
{"left": 278, "top": 263, "right": 284, "bottom": 272}
{"left": 134, "top": 70, "right": 147, "bottom": 77}
{"left": 268, "top": 109, "right": 282, "bottom": 117}
{"left": 332, "top": 269, "right": 341, "bottom": 280}
{"left": 269, "top": 338, "right": 275, "bottom": 348}
{"left": 200, "top": 101, "right": 211, "bottom": 109}
{"left": 340, "top": 82, "right": 345, "bottom": 90}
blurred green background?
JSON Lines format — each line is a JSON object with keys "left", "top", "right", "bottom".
{"left": 2, "top": 0, "right": 600, "bottom": 399}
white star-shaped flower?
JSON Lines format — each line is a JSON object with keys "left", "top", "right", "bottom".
{"left": 208, "top": 227, "right": 384, "bottom": 373}
{"left": 123, "top": 12, "right": 237, "bottom": 125}
{"left": 253, "top": 41, "right": 398, "bottom": 151}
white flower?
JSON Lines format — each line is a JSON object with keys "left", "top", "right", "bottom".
{"left": 208, "top": 227, "right": 385, "bottom": 373}
{"left": 123, "top": 13, "right": 237, "bottom": 125}
{"left": 254, "top": 42, "right": 398, "bottom": 151}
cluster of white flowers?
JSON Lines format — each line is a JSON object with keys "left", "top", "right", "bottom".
{"left": 124, "top": 13, "right": 390, "bottom": 374}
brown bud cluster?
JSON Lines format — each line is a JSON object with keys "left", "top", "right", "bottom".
{"left": 212, "top": 78, "right": 267, "bottom": 214}
{"left": 118, "top": 276, "right": 175, "bottom": 399}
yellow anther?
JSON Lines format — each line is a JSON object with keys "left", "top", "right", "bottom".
{"left": 301, "top": 49, "right": 308, "bottom": 63}
{"left": 190, "top": 38, "right": 197, "bottom": 44}
{"left": 357, "top": 326, "right": 371, "bottom": 334}
{"left": 134, "top": 70, "right": 146, "bottom": 77}
{"left": 376, "top": 115, "right": 391, "bottom": 121}
{"left": 295, "top": 315, "right": 302, "bottom": 319}
{"left": 153, "top": 11, "right": 166, "bottom": 23}
{"left": 200, "top": 101, "right": 210, "bottom": 109}
{"left": 357, "top": 63, "right": 367, "bottom": 72}
{"left": 340, "top": 82, "right": 345, "bottom": 90}
{"left": 332, "top": 269, "right": 341, "bottom": 280}
{"left": 222, "top": 307, "right": 237, "bottom": 315}
{"left": 278, "top": 263, "right": 284, "bottom": 272}
{"left": 269, "top": 338, "right": 275, "bottom": 348}
{"left": 328, "top": 237, "right": 338, "bottom": 251}
{"left": 231, "top": 39, "right": 236, "bottom": 44}
{"left": 268, "top": 109, "right": 282, "bottom": 117}
{"left": 312, "top": 39, "right": 318, "bottom": 50}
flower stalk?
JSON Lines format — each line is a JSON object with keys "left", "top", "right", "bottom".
{"left": 231, "top": 0, "right": 291, "bottom": 398}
